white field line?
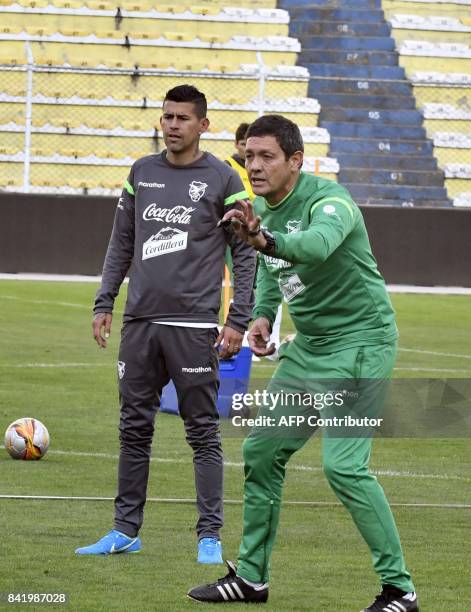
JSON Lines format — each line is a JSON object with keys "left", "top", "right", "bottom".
{"left": 1, "top": 295, "right": 90, "bottom": 309}
{"left": 393, "top": 367, "right": 471, "bottom": 373}
{"left": 399, "top": 347, "right": 471, "bottom": 360}
{"left": 0, "top": 494, "right": 469, "bottom": 509}
{"left": 2, "top": 274, "right": 470, "bottom": 293}
{"left": 44, "top": 449, "right": 471, "bottom": 482}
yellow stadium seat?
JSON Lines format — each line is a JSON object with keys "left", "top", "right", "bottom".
{"left": 461, "top": 18, "right": 471, "bottom": 26}
{"left": 18, "top": 0, "right": 48, "bottom": 7}
{"left": 35, "top": 55, "right": 64, "bottom": 66}
{"left": 0, "top": 26, "right": 23, "bottom": 34}
{"left": 95, "top": 30, "right": 125, "bottom": 39}
{"left": 178, "top": 62, "right": 207, "bottom": 72}
{"left": 96, "top": 150, "right": 124, "bottom": 159}
{"left": 4, "top": 86, "right": 27, "bottom": 96}
{"left": 31, "top": 148, "right": 54, "bottom": 157}
{"left": 66, "top": 56, "right": 93, "bottom": 67}
{"left": 59, "top": 149, "right": 87, "bottom": 158}
{"left": 122, "top": 92, "right": 145, "bottom": 102}
{"left": 0, "top": 55, "right": 25, "bottom": 65}
{"left": 190, "top": 5, "right": 220, "bottom": 16}
{"left": 86, "top": 0, "right": 113, "bottom": 9}
{"left": 101, "top": 180, "right": 122, "bottom": 189}
{"left": 121, "top": 1, "right": 145, "bottom": 11}
{"left": 0, "top": 0, "right": 15, "bottom": 6}
{"left": 208, "top": 63, "right": 235, "bottom": 74}
{"left": 121, "top": 121, "right": 146, "bottom": 131}
{"left": 4, "top": 177, "right": 23, "bottom": 187}
{"left": 58, "top": 118, "right": 82, "bottom": 130}
{"left": 68, "top": 179, "right": 91, "bottom": 189}
{"left": 53, "top": 119, "right": 82, "bottom": 129}
{"left": 137, "top": 60, "right": 171, "bottom": 69}
{"left": 219, "top": 95, "right": 246, "bottom": 105}
{"left": 87, "top": 120, "right": 113, "bottom": 130}
{"left": 106, "top": 58, "right": 136, "bottom": 69}
{"left": 156, "top": 4, "right": 185, "bottom": 14}
{"left": 199, "top": 34, "right": 228, "bottom": 44}
{"left": 61, "top": 28, "right": 90, "bottom": 37}
{"left": 130, "top": 31, "right": 156, "bottom": 40}
{"left": 164, "top": 31, "right": 194, "bottom": 42}
{"left": 31, "top": 117, "right": 47, "bottom": 128}
{"left": 33, "top": 178, "right": 57, "bottom": 188}
{"left": 0, "top": 146, "right": 18, "bottom": 155}
{"left": 52, "top": 0, "right": 82, "bottom": 8}
{"left": 25, "top": 26, "right": 54, "bottom": 36}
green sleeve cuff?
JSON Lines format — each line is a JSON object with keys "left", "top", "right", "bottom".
{"left": 224, "top": 190, "right": 249, "bottom": 206}
{"left": 124, "top": 179, "right": 135, "bottom": 196}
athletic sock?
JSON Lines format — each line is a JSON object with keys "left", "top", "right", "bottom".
{"left": 239, "top": 576, "right": 268, "bottom": 590}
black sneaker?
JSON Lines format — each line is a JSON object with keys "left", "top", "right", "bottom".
{"left": 187, "top": 560, "right": 269, "bottom": 603}
{"left": 362, "top": 585, "right": 419, "bottom": 611}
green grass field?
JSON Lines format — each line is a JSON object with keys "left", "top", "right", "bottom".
{"left": 0, "top": 280, "right": 470, "bottom": 611}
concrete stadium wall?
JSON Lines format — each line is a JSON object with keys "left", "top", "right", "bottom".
{"left": 1, "top": 193, "right": 470, "bottom": 286}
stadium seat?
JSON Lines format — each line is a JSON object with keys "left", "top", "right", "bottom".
{"left": 0, "top": 146, "right": 19, "bottom": 155}
{"left": 87, "top": 120, "right": 114, "bottom": 130}
{"left": 95, "top": 30, "right": 125, "bottom": 40}
{"left": 155, "top": 4, "right": 186, "bottom": 14}
{"left": 66, "top": 56, "right": 95, "bottom": 68}
{"left": 35, "top": 54, "right": 65, "bottom": 66}
{"left": 52, "top": 0, "right": 82, "bottom": 8}
{"left": 190, "top": 6, "right": 221, "bottom": 16}
{"left": 121, "top": 2, "right": 146, "bottom": 11}
{"left": 121, "top": 121, "right": 147, "bottom": 131}
{"left": 49, "top": 118, "right": 82, "bottom": 129}
{"left": 199, "top": 34, "right": 229, "bottom": 44}
{"left": 86, "top": 0, "right": 113, "bottom": 10}
{"left": 68, "top": 178, "right": 92, "bottom": 189}
{"left": 58, "top": 149, "right": 87, "bottom": 158}
{"left": 163, "top": 31, "right": 194, "bottom": 42}
{"left": 17, "top": 0, "right": 49, "bottom": 7}
{"left": 31, "top": 147, "right": 54, "bottom": 157}
{"left": 0, "top": 55, "right": 26, "bottom": 65}
{"left": 0, "top": 26, "right": 23, "bottom": 35}
{"left": 60, "top": 28, "right": 92, "bottom": 38}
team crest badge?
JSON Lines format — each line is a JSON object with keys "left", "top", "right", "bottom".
{"left": 117, "top": 361, "right": 126, "bottom": 379}
{"left": 286, "top": 219, "right": 301, "bottom": 234}
{"left": 189, "top": 181, "right": 208, "bottom": 202}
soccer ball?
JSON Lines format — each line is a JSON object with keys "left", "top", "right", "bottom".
{"left": 4, "top": 418, "right": 50, "bottom": 460}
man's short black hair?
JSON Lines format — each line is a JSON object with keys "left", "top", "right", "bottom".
{"left": 235, "top": 122, "right": 250, "bottom": 142}
{"left": 163, "top": 84, "right": 207, "bottom": 119}
{"left": 246, "top": 114, "right": 304, "bottom": 159}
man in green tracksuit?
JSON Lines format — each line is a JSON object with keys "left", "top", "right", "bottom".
{"left": 188, "top": 115, "right": 418, "bottom": 611}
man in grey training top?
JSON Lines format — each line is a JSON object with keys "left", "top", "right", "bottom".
{"left": 75, "top": 84, "right": 256, "bottom": 563}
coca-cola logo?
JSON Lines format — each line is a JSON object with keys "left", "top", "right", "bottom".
{"left": 142, "top": 203, "right": 195, "bottom": 224}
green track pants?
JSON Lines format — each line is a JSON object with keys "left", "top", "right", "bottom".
{"left": 237, "top": 338, "right": 414, "bottom": 592}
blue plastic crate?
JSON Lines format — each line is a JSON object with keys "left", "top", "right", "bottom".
{"left": 160, "top": 347, "right": 253, "bottom": 418}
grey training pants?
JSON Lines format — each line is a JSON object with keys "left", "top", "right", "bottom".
{"left": 114, "top": 321, "right": 223, "bottom": 540}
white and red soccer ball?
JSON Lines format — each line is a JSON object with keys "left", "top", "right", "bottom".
{"left": 4, "top": 418, "right": 50, "bottom": 460}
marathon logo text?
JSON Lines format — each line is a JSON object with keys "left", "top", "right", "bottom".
{"left": 143, "top": 204, "right": 195, "bottom": 224}
{"left": 138, "top": 181, "right": 165, "bottom": 188}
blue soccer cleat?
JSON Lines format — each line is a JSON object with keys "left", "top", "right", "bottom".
{"left": 75, "top": 530, "right": 141, "bottom": 555}
{"left": 197, "top": 537, "right": 223, "bottom": 564}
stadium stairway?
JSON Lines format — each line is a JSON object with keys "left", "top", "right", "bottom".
{"left": 279, "top": 0, "right": 452, "bottom": 207}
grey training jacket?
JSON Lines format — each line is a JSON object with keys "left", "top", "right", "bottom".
{"left": 94, "top": 151, "right": 256, "bottom": 332}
